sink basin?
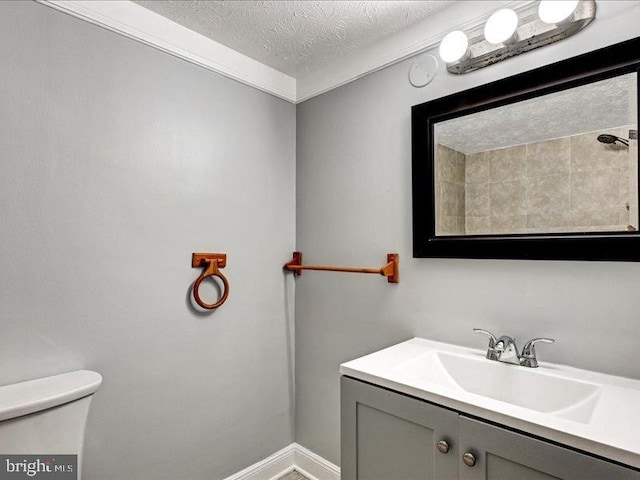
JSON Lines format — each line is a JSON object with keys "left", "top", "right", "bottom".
{"left": 340, "top": 337, "right": 640, "bottom": 469}
{"left": 392, "top": 351, "right": 601, "bottom": 421}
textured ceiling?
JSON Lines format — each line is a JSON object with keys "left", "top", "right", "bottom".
{"left": 436, "top": 73, "right": 638, "bottom": 155}
{"left": 133, "top": 0, "right": 453, "bottom": 77}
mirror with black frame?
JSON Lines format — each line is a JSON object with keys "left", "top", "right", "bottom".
{"left": 435, "top": 73, "right": 637, "bottom": 237}
{"left": 412, "top": 38, "right": 640, "bottom": 261}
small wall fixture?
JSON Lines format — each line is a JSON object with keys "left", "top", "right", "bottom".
{"left": 191, "top": 252, "right": 229, "bottom": 309}
{"left": 439, "top": 0, "right": 596, "bottom": 74}
{"left": 284, "top": 252, "right": 399, "bottom": 284}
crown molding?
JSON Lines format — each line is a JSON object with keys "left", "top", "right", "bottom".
{"left": 37, "top": 0, "right": 297, "bottom": 103}
{"left": 37, "top": 0, "right": 567, "bottom": 104}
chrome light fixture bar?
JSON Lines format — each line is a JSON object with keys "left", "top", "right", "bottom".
{"left": 442, "top": 1, "right": 596, "bottom": 75}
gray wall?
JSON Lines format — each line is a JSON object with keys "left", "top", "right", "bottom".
{"left": 0, "top": 2, "right": 295, "bottom": 479}
{"left": 295, "top": 1, "right": 640, "bottom": 465}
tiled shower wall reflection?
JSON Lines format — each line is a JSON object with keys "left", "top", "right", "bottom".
{"left": 437, "top": 127, "right": 638, "bottom": 235}
{"left": 436, "top": 145, "right": 466, "bottom": 235}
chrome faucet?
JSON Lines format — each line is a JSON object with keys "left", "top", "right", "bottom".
{"left": 473, "top": 328, "right": 554, "bottom": 368}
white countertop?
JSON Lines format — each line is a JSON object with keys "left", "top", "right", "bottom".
{"left": 340, "top": 337, "right": 640, "bottom": 469}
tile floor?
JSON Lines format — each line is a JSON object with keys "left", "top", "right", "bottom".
{"left": 278, "top": 470, "right": 309, "bottom": 480}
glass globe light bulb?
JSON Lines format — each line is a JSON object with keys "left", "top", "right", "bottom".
{"left": 484, "top": 8, "right": 519, "bottom": 45}
{"left": 439, "top": 31, "right": 469, "bottom": 64}
{"left": 538, "top": 0, "right": 579, "bottom": 25}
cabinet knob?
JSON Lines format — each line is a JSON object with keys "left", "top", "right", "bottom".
{"left": 462, "top": 452, "right": 477, "bottom": 467}
{"left": 436, "top": 440, "right": 450, "bottom": 454}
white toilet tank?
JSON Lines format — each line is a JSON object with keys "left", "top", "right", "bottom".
{"left": 0, "top": 370, "right": 102, "bottom": 478}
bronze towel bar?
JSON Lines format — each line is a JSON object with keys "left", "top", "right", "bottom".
{"left": 284, "top": 252, "right": 399, "bottom": 284}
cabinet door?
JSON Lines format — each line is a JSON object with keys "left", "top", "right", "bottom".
{"left": 459, "top": 416, "right": 640, "bottom": 480}
{"left": 341, "top": 376, "right": 459, "bottom": 480}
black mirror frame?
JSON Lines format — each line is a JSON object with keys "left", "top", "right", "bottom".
{"left": 412, "top": 37, "right": 640, "bottom": 261}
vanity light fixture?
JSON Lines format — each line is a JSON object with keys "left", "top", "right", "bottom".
{"left": 439, "top": 0, "right": 596, "bottom": 74}
{"left": 484, "top": 8, "right": 519, "bottom": 45}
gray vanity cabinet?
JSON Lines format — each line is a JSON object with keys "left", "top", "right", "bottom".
{"left": 341, "top": 376, "right": 459, "bottom": 480}
{"left": 342, "top": 377, "right": 640, "bottom": 480}
{"left": 459, "top": 416, "right": 640, "bottom": 480}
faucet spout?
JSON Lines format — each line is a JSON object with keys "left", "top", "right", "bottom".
{"left": 495, "top": 336, "right": 520, "bottom": 365}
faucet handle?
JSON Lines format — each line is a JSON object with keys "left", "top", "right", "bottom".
{"left": 521, "top": 338, "right": 555, "bottom": 368}
{"left": 473, "top": 328, "right": 499, "bottom": 360}
{"left": 522, "top": 337, "right": 554, "bottom": 355}
{"left": 473, "top": 328, "right": 497, "bottom": 346}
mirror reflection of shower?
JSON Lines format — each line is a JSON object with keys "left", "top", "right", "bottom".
{"left": 433, "top": 72, "right": 639, "bottom": 237}
{"left": 597, "top": 133, "right": 629, "bottom": 148}
{"left": 597, "top": 130, "right": 637, "bottom": 148}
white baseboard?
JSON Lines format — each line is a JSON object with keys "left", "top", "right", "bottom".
{"left": 223, "top": 443, "right": 340, "bottom": 480}
{"left": 292, "top": 444, "right": 340, "bottom": 480}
